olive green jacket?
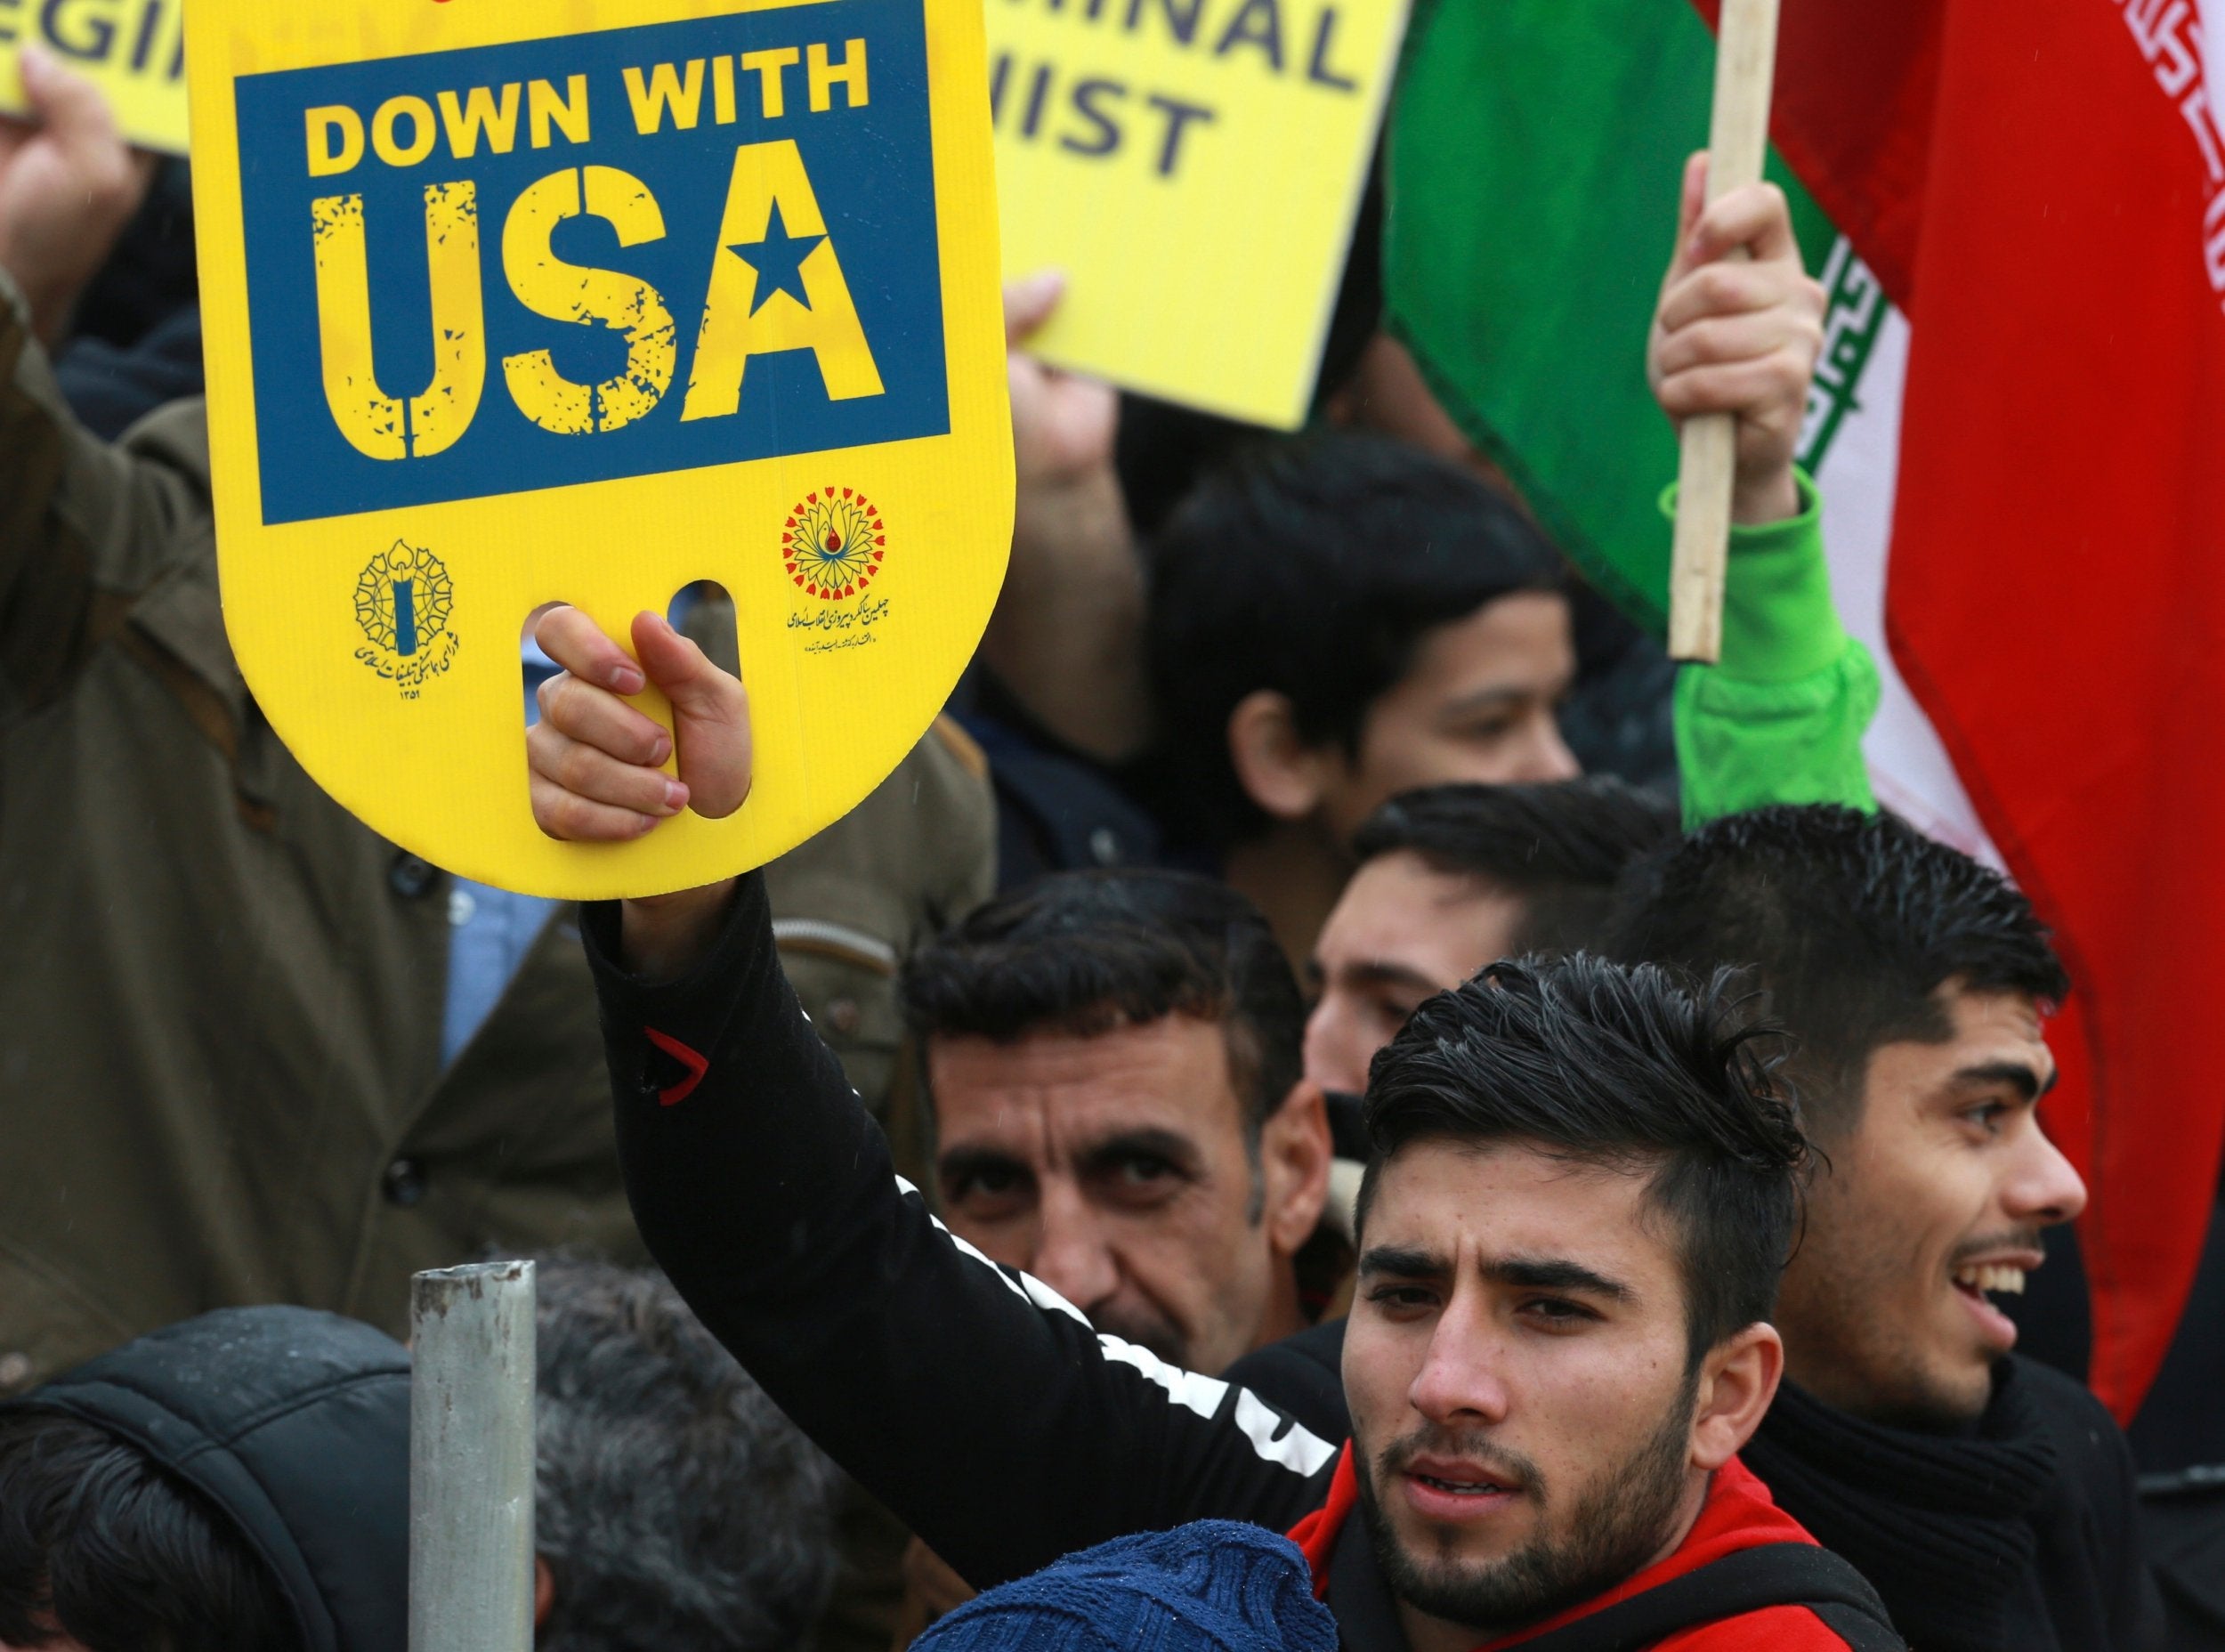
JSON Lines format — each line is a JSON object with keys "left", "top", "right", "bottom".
{"left": 0, "top": 272, "right": 992, "bottom": 1395}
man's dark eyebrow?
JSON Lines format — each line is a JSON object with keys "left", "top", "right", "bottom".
{"left": 1077, "top": 1127, "right": 1203, "bottom": 1176}
{"left": 1359, "top": 1244, "right": 1449, "bottom": 1281}
{"left": 1483, "top": 1255, "right": 1634, "bottom": 1303}
{"left": 1338, "top": 960, "right": 1442, "bottom": 995}
{"left": 1438, "top": 684, "right": 1531, "bottom": 721}
{"left": 935, "top": 1145, "right": 1031, "bottom": 1186}
{"left": 1952, "top": 1060, "right": 2054, "bottom": 1102}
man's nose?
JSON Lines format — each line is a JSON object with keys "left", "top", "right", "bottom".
{"left": 2005, "top": 1119, "right": 2089, "bottom": 1227}
{"left": 1302, "top": 997, "right": 1368, "bottom": 1097}
{"left": 1511, "top": 716, "right": 1582, "bottom": 784}
{"left": 1407, "top": 1305, "right": 1512, "bottom": 1428}
{"left": 1027, "top": 1178, "right": 1121, "bottom": 1311}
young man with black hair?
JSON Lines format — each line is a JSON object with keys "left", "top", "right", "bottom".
{"left": 1304, "top": 778, "right": 1679, "bottom": 1097}
{"left": 523, "top": 588, "right": 1902, "bottom": 1651}
{"left": 1145, "top": 431, "right": 1584, "bottom": 963}
{"left": 902, "top": 871, "right": 1332, "bottom": 1378}
{"left": 1610, "top": 805, "right": 2164, "bottom": 1652}
{"left": 1141, "top": 155, "right": 1875, "bottom": 970}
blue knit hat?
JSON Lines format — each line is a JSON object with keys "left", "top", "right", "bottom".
{"left": 911, "top": 1522, "right": 1337, "bottom": 1652}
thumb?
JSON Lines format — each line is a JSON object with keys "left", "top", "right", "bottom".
{"left": 18, "top": 45, "right": 119, "bottom": 151}
{"left": 631, "top": 611, "right": 737, "bottom": 720}
{"left": 631, "top": 611, "right": 752, "bottom": 818}
{"left": 1003, "top": 270, "right": 1064, "bottom": 346}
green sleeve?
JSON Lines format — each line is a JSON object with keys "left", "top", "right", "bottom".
{"left": 1664, "top": 469, "right": 1881, "bottom": 828}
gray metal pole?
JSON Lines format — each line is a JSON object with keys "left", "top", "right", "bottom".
{"left": 409, "top": 1260, "right": 536, "bottom": 1652}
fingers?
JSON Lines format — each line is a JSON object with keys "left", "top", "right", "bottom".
{"left": 537, "top": 603, "right": 646, "bottom": 695}
{"left": 535, "top": 669, "right": 671, "bottom": 766}
{"left": 16, "top": 46, "right": 113, "bottom": 146}
{"left": 528, "top": 720, "right": 688, "bottom": 832}
{"left": 1003, "top": 270, "right": 1064, "bottom": 345}
{"left": 525, "top": 607, "right": 752, "bottom": 842}
{"left": 1652, "top": 357, "right": 1808, "bottom": 424}
{"left": 1657, "top": 256, "right": 1824, "bottom": 337}
{"left": 1686, "top": 180, "right": 1799, "bottom": 270}
{"left": 530, "top": 769, "right": 667, "bottom": 843}
{"left": 1651, "top": 306, "right": 1822, "bottom": 383}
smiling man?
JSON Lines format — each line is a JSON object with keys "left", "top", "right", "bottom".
{"left": 1612, "top": 806, "right": 2164, "bottom": 1651}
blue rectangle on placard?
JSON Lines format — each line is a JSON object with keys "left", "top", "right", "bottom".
{"left": 233, "top": 0, "right": 948, "bottom": 525}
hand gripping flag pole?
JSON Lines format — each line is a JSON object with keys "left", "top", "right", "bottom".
{"left": 1668, "top": 0, "right": 1784, "bottom": 663}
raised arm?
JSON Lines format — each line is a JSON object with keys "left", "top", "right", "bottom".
{"left": 530, "top": 609, "right": 1336, "bottom": 1587}
{"left": 0, "top": 49, "right": 201, "bottom": 717}
{"left": 1646, "top": 153, "right": 1879, "bottom": 825}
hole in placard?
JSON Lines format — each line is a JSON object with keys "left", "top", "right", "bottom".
{"left": 520, "top": 602, "right": 567, "bottom": 734}
{"left": 668, "top": 581, "right": 740, "bottom": 678}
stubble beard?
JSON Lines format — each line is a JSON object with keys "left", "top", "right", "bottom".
{"left": 1355, "top": 1372, "right": 1699, "bottom": 1637}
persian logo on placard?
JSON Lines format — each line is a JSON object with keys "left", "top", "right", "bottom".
{"left": 784, "top": 487, "right": 886, "bottom": 599}
{"left": 353, "top": 539, "right": 460, "bottom": 697}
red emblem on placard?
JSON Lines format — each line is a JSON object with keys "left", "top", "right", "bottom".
{"left": 782, "top": 488, "right": 886, "bottom": 601}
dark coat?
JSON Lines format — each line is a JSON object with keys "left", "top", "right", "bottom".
{"left": 9, "top": 1306, "right": 412, "bottom": 1652}
{"left": 0, "top": 270, "right": 994, "bottom": 1397}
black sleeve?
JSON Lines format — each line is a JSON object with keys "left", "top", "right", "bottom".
{"left": 1223, "top": 1319, "right": 1353, "bottom": 1446}
{"left": 584, "top": 875, "right": 1339, "bottom": 1589}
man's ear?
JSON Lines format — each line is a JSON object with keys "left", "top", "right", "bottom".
{"left": 1227, "top": 690, "right": 1327, "bottom": 822}
{"left": 1688, "top": 1323, "right": 1784, "bottom": 1470}
{"left": 1258, "top": 1080, "right": 1333, "bottom": 1255}
{"left": 534, "top": 1555, "right": 557, "bottom": 1632}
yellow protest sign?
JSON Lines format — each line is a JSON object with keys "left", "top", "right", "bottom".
{"left": 989, "top": 0, "right": 1406, "bottom": 430}
{"left": 0, "top": 0, "right": 190, "bottom": 153}
{"left": 186, "top": 0, "right": 1012, "bottom": 900}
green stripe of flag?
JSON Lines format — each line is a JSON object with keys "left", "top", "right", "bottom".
{"left": 1384, "top": 0, "right": 1841, "bottom": 636}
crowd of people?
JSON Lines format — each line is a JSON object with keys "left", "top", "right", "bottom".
{"left": 0, "top": 31, "right": 2218, "bottom": 1652}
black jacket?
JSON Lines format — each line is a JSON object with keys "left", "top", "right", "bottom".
{"left": 1229, "top": 1317, "right": 2164, "bottom": 1650}
{"left": 12, "top": 1306, "right": 410, "bottom": 1652}
{"left": 583, "top": 875, "right": 1897, "bottom": 1650}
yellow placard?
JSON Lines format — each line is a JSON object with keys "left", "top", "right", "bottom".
{"left": 989, "top": 0, "right": 1407, "bottom": 430}
{"left": 0, "top": 0, "right": 190, "bottom": 153}
{"left": 186, "top": 0, "right": 1012, "bottom": 900}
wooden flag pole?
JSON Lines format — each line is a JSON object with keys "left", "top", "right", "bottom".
{"left": 1668, "top": 0, "right": 1784, "bottom": 663}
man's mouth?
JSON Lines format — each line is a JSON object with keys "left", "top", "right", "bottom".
{"left": 1947, "top": 1251, "right": 2043, "bottom": 1353}
{"left": 1952, "top": 1262, "right": 2028, "bottom": 1298}
{"left": 1399, "top": 1454, "right": 1525, "bottom": 1522}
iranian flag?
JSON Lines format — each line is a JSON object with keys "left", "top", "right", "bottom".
{"left": 1385, "top": 0, "right": 2225, "bottom": 1419}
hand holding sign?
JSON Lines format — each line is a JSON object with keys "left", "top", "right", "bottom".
{"left": 528, "top": 606, "right": 753, "bottom": 841}
{"left": 188, "top": 0, "right": 1012, "bottom": 901}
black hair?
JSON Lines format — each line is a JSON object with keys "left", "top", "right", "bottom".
{"left": 1144, "top": 430, "right": 1566, "bottom": 851}
{"left": 1355, "top": 954, "right": 1808, "bottom": 1364}
{"left": 902, "top": 869, "right": 1304, "bottom": 1131}
{"left": 0, "top": 1409, "right": 298, "bottom": 1652}
{"left": 1610, "top": 806, "right": 2070, "bottom": 1140}
{"left": 534, "top": 1259, "right": 838, "bottom": 1652}
{"left": 1354, "top": 779, "right": 1679, "bottom": 956}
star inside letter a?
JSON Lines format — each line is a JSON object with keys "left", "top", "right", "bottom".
{"left": 731, "top": 201, "right": 825, "bottom": 316}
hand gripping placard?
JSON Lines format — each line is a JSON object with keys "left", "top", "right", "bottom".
{"left": 187, "top": 0, "right": 1012, "bottom": 899}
